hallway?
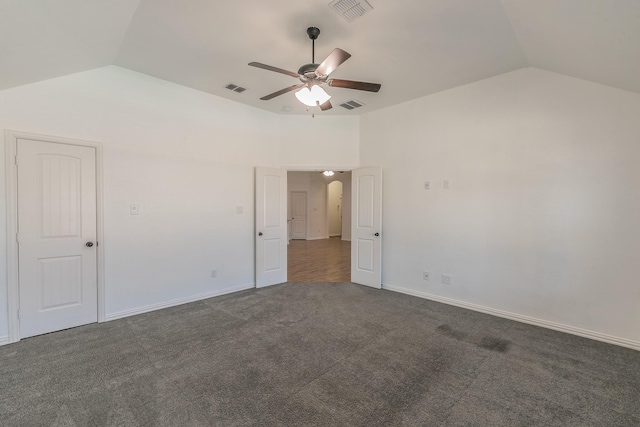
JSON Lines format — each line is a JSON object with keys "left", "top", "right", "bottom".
{"left": 288, "top": 237, "right": 351, "bottom": 282}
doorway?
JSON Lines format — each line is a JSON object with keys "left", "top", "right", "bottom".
{"left": 286, "top": 171, "right": 352, "bottom": 282}
{"left": 255, "top": 167, "right": 381, "bottom": 288}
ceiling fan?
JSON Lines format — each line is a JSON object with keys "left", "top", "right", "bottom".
{"left": 248, "top": 27, "right": 381, "bottom": 111}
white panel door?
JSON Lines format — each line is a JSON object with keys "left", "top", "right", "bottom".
{"left": 291, "top": 191, "right": 307, "bottom": 240}
{"left": 351, "top": 167, "right": 382, "bottom": 288}
{"left": 255, "top": 167, "right": 287, "bottom": 288}
{"left": 17, "top": 139, "right": 98, "bottom": 338}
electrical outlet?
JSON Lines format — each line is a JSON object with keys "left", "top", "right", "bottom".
{"left": 211, "top": 269, "right": 217, "bottom": 278}
{"left": 441, "top": 274, "right": 451, "bottom": 285}
{"left": 130, "top": 204, "right": 139, "bottom": 215}
{"left": 443, "top": 180, "right": 450, "bottom": 189}
{"left": 424, "top": 181, "right": 430, "bottom": 190}
{"left": 423, "top": 271, "right": 430, "bottom": 281}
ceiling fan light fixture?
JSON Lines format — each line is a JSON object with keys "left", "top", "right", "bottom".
{"left": 311, "top": 85, "right": 331, "bottom": 104}
{"left": 294, "top": 87, "right": 315, "bottom": 106}
{"left": 295, "top": 85, "right": 331, "bottom": 107}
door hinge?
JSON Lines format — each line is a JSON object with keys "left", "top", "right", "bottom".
{"left": 15, "top": 155, "right": 18, "bottom": 166}
{"left": 17, "top": 308, "right": 20, "bottom": 320}
{"left": 16, "top": 233, "right": 19, "bottom": 243}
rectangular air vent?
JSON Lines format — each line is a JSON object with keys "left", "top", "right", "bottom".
{"left": 339, "top": 99, "right": 364, "bottom": 110}
{"left": 225, "top": 83, "right": 246, "bottom": 93}
{"left": 328, "top": 0, "right": 373, "bottom": 22}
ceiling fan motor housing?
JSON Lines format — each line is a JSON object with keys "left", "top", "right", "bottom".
{"left": 307, "top": 27, "right": 320, "bottom": 40}
{"left": 298, "top": 63, "right": 321, "bottom": 82}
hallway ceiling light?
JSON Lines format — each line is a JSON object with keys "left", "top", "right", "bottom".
{"left": 323, "top": 171, "right": 335, "bottom": 176}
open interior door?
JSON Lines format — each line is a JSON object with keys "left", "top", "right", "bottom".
{"left": 351, "top": 167, "right": 382, "bottom": 288}
{"left": 255, "top": 167, "right": 287, "bottom": 288}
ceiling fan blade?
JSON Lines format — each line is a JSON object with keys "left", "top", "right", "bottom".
{"left": 315, "top": 48, "right": 351, "bottom": 77}
{"left": 260, "top": 84, "right": 304, "bottom": 100}
{"left": 319, "top": 100, "right": 332, "bottom": 111}
{"left": 248, "top": 62, "right": 299, "bottom": 78}
{"left": 327, "top": 79, "right": 381, "bottom": 93}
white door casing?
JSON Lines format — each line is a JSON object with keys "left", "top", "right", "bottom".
{"left": 291, "top": 191, "right": 307, "bottom": 240}
{"left": 17, "top": 139, "right": 98, "bottom": 338}
{"left": 255, "top": 167, "right": 287, "bottom": 288}
{"left": 351, "top": 167, "right": 382, "bottom": 288}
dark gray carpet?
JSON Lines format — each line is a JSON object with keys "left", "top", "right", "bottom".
{"left": 1, "top": 282, "right": 639, "bottom": 426}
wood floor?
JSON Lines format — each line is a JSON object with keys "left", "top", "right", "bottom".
{"left": 288, "top": 237, "right": 351, "bottom": 282}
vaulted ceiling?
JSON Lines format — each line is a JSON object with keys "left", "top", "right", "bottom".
{"left": 1, "top": 0, "right": 639, "bottom": 115}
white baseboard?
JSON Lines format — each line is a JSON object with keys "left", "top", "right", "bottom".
{"left": 0, "top": 335, "right": 10, "bottom": 347}
{"left": 104, "top": 283, "right": 254, "bottom": 322}
{"left": 382, "top": 284, "right": 640, "bottom": 352}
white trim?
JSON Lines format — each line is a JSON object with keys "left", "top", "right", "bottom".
{"left": 104, "top": 283, "right": 254, "bottom": 321}
{"left": 4, "top": 130, "right": 106, "bottom": 343}
{"left": 5, "top": 134, "right": 19, "bottom": 343}
{"left": 382, "top": 284, "right": 640, "bottom": 352}
{"left": 0, "top": 335, "right": 9, "bottom": 346}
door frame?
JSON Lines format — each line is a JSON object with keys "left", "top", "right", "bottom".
{"left": 5, "top": 130, "right": 106, "bottom": 344}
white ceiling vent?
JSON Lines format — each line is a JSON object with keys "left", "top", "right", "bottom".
{"left": 339, "top": 99, "right": 365, "bottom": 110}
{"left": 328, "top": 0, "right": 373, "bottom": 23}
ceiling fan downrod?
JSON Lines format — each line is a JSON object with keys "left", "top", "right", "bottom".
{"left": 307, "top": 27, "right": 320, "bottom": 64}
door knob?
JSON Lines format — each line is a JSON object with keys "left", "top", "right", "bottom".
{"left": 85, "top": 241, "right": 94, "bottom": 247}
{"left": 258, "top": 232, "right": 263, "bottom": 236}
{"left": 374, "top": 232, "right": 380, "bottom": 237}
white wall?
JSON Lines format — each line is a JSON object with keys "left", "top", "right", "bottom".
{"left": 279, "top": 115, "right": 359, "bottom": 170}
{"left": 0, "top": 66, "right": 361, "bottom": 342}
{"left": 0, "top": 66, "right": 279, "bottom": 338}
{"left": 360, "top": 68, "right": 640, "bottom": 346}
{"left": 8, "top": 62, "right": 637, "bottom": 349}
